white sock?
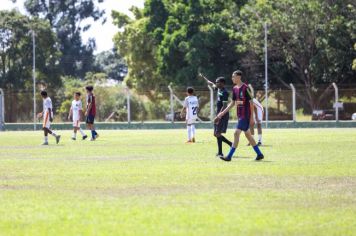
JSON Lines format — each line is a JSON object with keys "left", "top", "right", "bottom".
{"left": 73, "top": 132, "right": 77, "bottom": 138}
{"left": 258, "top": 134, "right": 262, "bottom": 143}
{"left": 79, "top": 129, "right": 86, "bottom": 136}
{"left": 44, "top": 136, "right": 48, "bottom": 142}
{"left": 191, "top": 125, "right": 196, "bottom": 138}
{"left": 51, "top": 132, "right": 57, "bottom": 137}
{"left": 187, "top": 125, "right": 192, "bottom": 141}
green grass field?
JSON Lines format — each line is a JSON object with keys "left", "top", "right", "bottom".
{"left": 0, "top": 129, "right": 355, "bottom": 236}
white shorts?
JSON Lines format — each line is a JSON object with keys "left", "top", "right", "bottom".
{"left": 43, "top": 113, "right": 51, "bottom": 129}
{"left": 72, "top": 119, "right": 81, "bottom": 128}
{"left": 186, "top": 118, "right": 196, "bottom": 125}
{"left": 254, "top": 108, "right": 264, "bottom": 123}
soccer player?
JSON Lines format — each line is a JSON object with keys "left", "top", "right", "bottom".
{"left": 37, "top": 91, "right": 61, "bottom": 145}
{"left": 200, "top": 74, "right": 232, "bottom": 157}
{"left": 68, "top": 92, "right": 88, "bottom": 140}
{"left": 215, "top": 70, "right": 264, "bottom": 161}
{"left": 180, "top": 87, "right": 199, "bottom": 143}
{"left": 85, "top": 86, "right": 99, "bottom": 141}
{"left": 250, "top": 98, "right": 264, "bottom": 145}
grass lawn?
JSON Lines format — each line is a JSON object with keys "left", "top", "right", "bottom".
{"left": 0, "top": 129, "right": 355, "bottom": 236}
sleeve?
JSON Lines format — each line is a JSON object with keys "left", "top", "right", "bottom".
{"left": 88, "top": 95, "right": 92, "bottom": 104}
{"left": 45, "top": 99, "right": 51, "bottom": 109}
{"left": 223, "top": 91, "right": 229, "bottom": 101}
{"left": 78, "top": 101, "right": 82, "bottom": 110}
{"left": 184, "top": 97, "right": 188, "bottom": 108}
{"left": 246, "top": 87, "right": 252, "bottom": 102}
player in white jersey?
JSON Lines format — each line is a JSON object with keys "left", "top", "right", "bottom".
{"left": 180, "top": 87, "right": 199, "bottom": 143}
{"left": 68, "top": 92, "right": 87, "bottom": 140}
{"left": 36, "top": 91, "right": 61, "bottom": 145}
{"left": 250, "top": 98, "right": 264, "bottom": 145}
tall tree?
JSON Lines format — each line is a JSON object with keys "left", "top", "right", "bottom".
{"left": 24, "top": 0, "right": 105, "bottom": 77}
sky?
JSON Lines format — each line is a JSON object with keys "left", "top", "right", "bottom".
{"left": 0, "top": 0, "right": 144, "bottom": 53}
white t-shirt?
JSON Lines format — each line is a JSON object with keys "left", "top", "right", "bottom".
{"left": 43, "top": 97, "right": 53, "bottom": 117}
{"left": 71, "top": 100, "right": 83, "bottom": 121}
{"left": 184, "top": 96, "right": 199, "bottom": 121}
{"left": 253, "top": 98, "right": 264, "bottom": 112}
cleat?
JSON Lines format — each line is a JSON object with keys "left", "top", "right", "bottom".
{"left": 41, "top": 142, "right": 49, "bottom": 145}
{"left": 216, "top": 153, "right": 224, "bottom": 158}
{"left": 71, "top": 137, "right": 76, "bottom": 141}
{"left": 255, "top": 154, "right": 264, "bottom": 161}
{"left": 56, "top": 135, "right": 61, "bottom": 144}
{"left": 247, "top": 143, "right": 251, "bottom": 146}
{"left": 90, "top": 137, "right": 95, "bottom": 141}
{"left": 192, "top": 138, "right": 195, "bottom": 143}
{"left": 82, "top": 135, "right": 88, "bottom": 140}
{"left": 257, "top": 142, "right": 262, "bottom": 146}
{"left": 220, "top": 156, "right": 232, "bottom": 162}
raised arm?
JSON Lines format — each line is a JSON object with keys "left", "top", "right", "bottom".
{"left": 199, "top": 73, "right": 215, "bottom": 87}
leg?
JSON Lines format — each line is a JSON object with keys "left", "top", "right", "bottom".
{"left": 214, "top": 132, "right": 223, "bottom": 156}
{"left": 191, "top": 124, "right": 196, "bottom": 142}
{"left": 257, "top": 123, "right": 262, "bottom": 144}
{"left": 221, "top": 129, "right": 242, "bottom": 161}
{"left": 186, "top": 124, "right": 192, "bottom": 142}
{"left": 244, "top": 130, "right": 264, "bottom": 160}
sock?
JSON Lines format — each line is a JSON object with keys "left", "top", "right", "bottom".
{"left": 73, "top": 132, "right": 76, "bottom": 138}
{"left": 220, "top": 135, "right": 232, "bottom": 146}
{"left": 91, "top": 130, "right": 95, "bottom": 139}
{"left": 44, "top": 136, "right": 48, "bottom": 142}
{"left": 226, "top": 147, "right": 236, "bottom": 159}
{"left": 258, "top": 134, "right": 262, "bottom": 143}
{"left": 79, "top": 129, "right": 86, "bottom": 136}
{"left": 93, "top": 130, "right": 98, "bottom": 136}
{"left": 191, "top": 125, "right": 196, "bottom": 139}
{"left": 253, "top": 145, "right": 263, "bottom": 156}
{"left": 187, "top": 126, "right": 192, "bottom": 141}
{"left": 51, "top": 132, "right": 57, "bottom": 137}
{"left": 217, "top": 137, "right": 223, "bottom": 155}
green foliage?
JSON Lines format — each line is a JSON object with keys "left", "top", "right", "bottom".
{"left": 93, "top": 50, "right": 127, "bottom": 81}
{"left": 0, "top": 10, "right": 61, "bottom": 90}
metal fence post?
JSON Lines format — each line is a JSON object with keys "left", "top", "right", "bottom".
{"left": 168, "top": 85, "right": 174, "bottom": 123}
{"left": 207, "top": 85, "right": 214, "bottom": 121}
{"left": 125, "top": 87, "right": 131, "bottom": 124}
{"left": 0, "top": 89, "right": 4, "bottom": 131}
{"left": 332, "top": 83, "right": 339, "bottom": 122}
{"left": 290, "top": 83, "right": 296, "bottom": 122}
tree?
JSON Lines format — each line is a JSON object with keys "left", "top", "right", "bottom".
{"left": 238, "top": 0, "right": 356, "bottom": 111}
{"left": 92, "top": 50, "right": 127, "bottom": 81}
{"left": 24, "top": 0, "right": 105, "bottom": 77}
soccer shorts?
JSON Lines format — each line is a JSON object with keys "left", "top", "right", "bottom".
{"left": 186, "top": 118, "right": 196, "bottom": 125}
{"left": 73, "top": 119, "right": 81, "bottom": 128}
{"left": 214, "top": 113, "right": 229, "bottom": 134}
{"left": 43, "top": 112, "right": 51, "bottom": 129}
{"left": 254, "top": 108, "right": 264, "bottom": 124}
{"left": 236, "top": 118, "right": 250, "bottom": 131}
{"left": 86, "top": 115, "right": 95, "bottom": 124}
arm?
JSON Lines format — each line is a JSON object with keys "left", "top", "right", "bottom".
{"left": 85, "top": 96, "right": 92, "bottom": 116}
{"left": 249, "top": 101, "right": 255, "bottom": 126}
{"left": 180, "top": 106, "right": 186, "bottom": 119}
{"left": 68, "top": 107, "right": 72, "bottom": 120}
{"left": 199, "top": 73, "right": 215, "bottom": 87}
{"left": 48, "top": 108, "right": 53, "bottom": 122}
{"left": 217, "top": 101, "right": 235, "bottom": 118}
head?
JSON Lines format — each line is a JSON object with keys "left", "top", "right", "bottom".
{"left": 215, "top": 77, "right": 226, "bottom": 89}
{"left": 74, "top": 92, "right": 81, "bottom": 101}
{"left": 187, "top": 87, "right": 194, "bottom": 96}
{"left": 232, "top": 70, "right": 242, "bottom": 85}
{"left": 85, "top": 85, "right": 93, "bottom": 94}
{"left": 40, "top": 90, "right": 48, "bottom": 99}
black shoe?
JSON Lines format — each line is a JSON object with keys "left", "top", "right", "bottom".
{"left": 56, "top": 135, "right": 61, "bottom": 144}
{"left": 255, "top": 154, "right": 264, "bottom": 161}
{"left": 247, "top": 143, "right": 251, "bottom": 146}
{"left": 257, "top": 142, "right": 262, "bottom": 146}
{"left": 220, "top": 156, "right": 232, "bottom": 162}
{"left": 71, "top": 137, "right": 76, "bottom": 141}
{"left": 216, "top": 153, "right": 224, "bottom": 158}
{"left": 82, "top": 135, "right": 88, "bottom": 140}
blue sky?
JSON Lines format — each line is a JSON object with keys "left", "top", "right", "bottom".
{"left": 0, "top": 0, "right": 144, "bottom": 53}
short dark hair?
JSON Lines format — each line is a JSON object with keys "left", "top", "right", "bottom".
{"left": 216, "top": 77, "right": 226, "bottom": 84}
{"left": 187, "top": 87, "right": 194, "bottom": 94}
{"left": 233, "top": 70, "right": 243, "bottom": 76}
{"left": 75, "top": 92, "right": 81, "bottom": 96}
{"left": 40, "top": 91, "right": 47, "bottom": 97}
{"left": 85, "top": 86, "right": 94, "bottom": 92}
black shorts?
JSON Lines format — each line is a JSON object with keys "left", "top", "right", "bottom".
{"left": 86, "top": 115, "right": 95, "bottom": 124}
{"left": 214, "top": 114, "right": 229, "bottom": 134}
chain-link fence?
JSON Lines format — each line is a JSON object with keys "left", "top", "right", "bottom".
{"left": 0, "top": 83, "right": 355, "bottom": 124}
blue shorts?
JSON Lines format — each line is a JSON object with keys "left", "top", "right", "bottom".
{"left": 236, "top": 118, "right": 250, "bottom": 131}
{"left": 86, "top": 115, "right": 95, "bottom": 124}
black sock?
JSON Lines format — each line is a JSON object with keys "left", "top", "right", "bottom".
{"left": 221, "top": 135, "right": 232, "bottom": 147}
{"left": 217, "top": 137, "right": 223, "bottom": 155}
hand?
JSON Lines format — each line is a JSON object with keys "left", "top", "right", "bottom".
{"left": 180, "top": 113, "right": 184, "bottom": 119}
{"left": 250, "top": 119, "right": 255, "bottom": 127}
{"left": 214, "top": 116, "right": 221, "bottom": 124}
{"left": 49, "top": 117, "right": 53, "bottom": 122}
{"left": 37, "top": 113, "right": 43, "bottom": 118}
{"left": 84, "top": 111, "right": 88, "bottom": 116}
{"left": 67, "top": 115, "right": 71, "bottom": 120}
